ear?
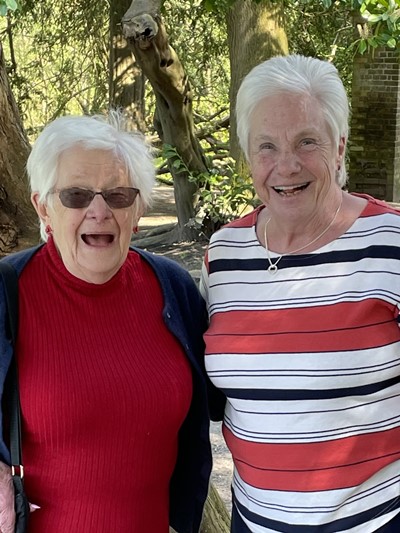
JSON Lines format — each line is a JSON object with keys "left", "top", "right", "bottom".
{"left": 338, "top": 136, "right": 346, "bottom": 162}
{"left": 31, "top": 192, "right": 52, "bottom": 227}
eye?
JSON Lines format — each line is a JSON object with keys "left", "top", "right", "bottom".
{"left": 299, "top": 138, "right": 317, "bottom": 151}
{"left": 259, "top": 142, "right": 275, "bottom": 151}
{"left": 108, "top": 190, "right": 129, "bottom": 206}
{"left": 69, "top": 188, "right": 90, "bottom": 199}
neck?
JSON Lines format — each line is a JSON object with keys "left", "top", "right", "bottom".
{"left": 264, "top": 192, "right": 343, "bottom": 255}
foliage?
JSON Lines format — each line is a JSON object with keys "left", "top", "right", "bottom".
{"left": 0, "top": 0, "right": 109, "bottom": 139}
{"left": 286, "top": 0, "right": 354, "bottom": 93}
{"left": 201, "top": 0, "right": 400, "bottom": 56}
{"left": 0, "top": 0, "right": 230, "bottom": 141}
{"left": 316, "top": 0, "right": 400, "bottom": 53}
{"left": 163, "top": 144, "right": 258, "bottom": 234}
{"left": 161, "top": 0, "right": 230, "bottom": 122}
{"left": 356, "top": 0, "right": 400, "bottom": 51}
{"left": 0, "top": 0, "right": 19, "bottom": 17}
{"left": 202, "top": 0, "right": 280, "bottom": 12}
{"left": 1, "top": 0, "right": 399, "bottom": 226}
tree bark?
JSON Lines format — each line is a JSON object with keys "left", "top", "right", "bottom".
{"left": 0, "top": 41, "right": 37, "bottom": 254}
{"left": 199, "top": 482, "right": 230, "bottom": 532}
{"left": 169, "top": 482, "right": 230, "bottom": 533}
{"left": 122, "top": 0, "right": 208, "bottom": 241}
{"left": 109, "top": 0, "right": 146, "bottom": 132}
{"left": 227, "top": 0, "right": 288, "bottom": 174}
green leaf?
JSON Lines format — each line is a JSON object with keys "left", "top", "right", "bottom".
{"left": 367, "top": 37, "right": 379, "bottom": 47}
{"left": 172, "top": 159, "right": 183, "bottom": 169}
{"left": 389, "top": 11, "right": 400, "bottom": 23}
{"left": 6, "top": 0, "right": 18, "bottom": 10}
{"left": 387, "top": 37, "right": 397, "bottom": 47}
{"left": 359, "top": 39, "right": 368, "bottom": 54}
{"left": 367, "top": 13, "right": 383, "bottom": 22}
{"left": 202, "top": 0, "right": 215, "bottom": 12}
{"left": 0, "top": 4, "right": 7, "bottom": 16}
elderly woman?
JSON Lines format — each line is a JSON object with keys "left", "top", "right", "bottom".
{"left": 200, "top": 55, "right": 400, "bottom": 532}
{"left": 0, "top": 111, "right": 213, "bottom": 532}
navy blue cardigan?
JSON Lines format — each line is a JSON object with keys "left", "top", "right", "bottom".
{"left": 0, "top": 244, "right": 224, "bottom": 533}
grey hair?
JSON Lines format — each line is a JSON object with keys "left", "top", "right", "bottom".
{"left": 236, "top": 54, "right": 349, "bottom": 187}
{"left": 27, "top": 110, "right": 155, "bottom": 241}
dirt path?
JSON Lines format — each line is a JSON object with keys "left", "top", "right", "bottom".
{"left": 138, "top": 184, "right": 233, "bottom": 510}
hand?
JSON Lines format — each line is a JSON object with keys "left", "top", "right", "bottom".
{"left": 0, "top": 461, "right": 15, "bottom": 533}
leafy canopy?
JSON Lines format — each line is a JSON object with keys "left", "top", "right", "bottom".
{"left": 0, "top": 0, "right": 18, "bottom": 17}
{"left": 201, "top": 0, "right": 400, "bottom": 54}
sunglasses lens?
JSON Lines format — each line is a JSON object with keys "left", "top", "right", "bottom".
{"left": 104, "top": 188, "right": 138, "bottom": 208}
{"left": 57, "top": 187, "right": 139, "bottom": 209}
{"left": 59, "top": 188, "right": 93, "bottom": 208}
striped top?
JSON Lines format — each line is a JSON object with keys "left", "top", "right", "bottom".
{"left": 200, "top": 196, "right": 400, "bottom": 532}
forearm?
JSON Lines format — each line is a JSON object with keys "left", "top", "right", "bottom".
{"left": 0, "top": 461, "right": 15, "bottom": 533}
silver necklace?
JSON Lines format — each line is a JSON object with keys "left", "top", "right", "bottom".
{"left": 263, "top": 195, "right": 343, "bottom": 274}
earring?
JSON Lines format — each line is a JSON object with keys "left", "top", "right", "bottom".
{"left": 45, "top": 225, "right": 52, "bottom": 235}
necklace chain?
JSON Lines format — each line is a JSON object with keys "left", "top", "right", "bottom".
{"left": 263, "top": 194, "right": 343, "bottom": 274}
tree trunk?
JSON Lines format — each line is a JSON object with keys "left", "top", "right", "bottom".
{"left": 109, "top": 0, "right": 146, "bottom": 132}
{"left": 227, "top": 0, "right": 288, "bottom": 174}
{"left": 0, "top": 41, "right": 37, "bottom": 255}
{"left": 122, "top": 0, "right": 208, "bottom": 241}
{"left": 169, "top": 482, "right": 230, "bottom": 533}
{"left": 199, "top": 482, "right": 230, "bottom": 532}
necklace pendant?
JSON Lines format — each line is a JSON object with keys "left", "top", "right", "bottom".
{"left": 268, "top": 263, "right": 278, "bottom": 274}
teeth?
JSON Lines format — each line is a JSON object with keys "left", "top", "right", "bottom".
{"left": 274, "top": 183, "right": 308, "bottom": 191}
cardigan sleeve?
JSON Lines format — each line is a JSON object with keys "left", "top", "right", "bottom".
{"left": 0, "top": 273, "right": 14, "bottom": 464}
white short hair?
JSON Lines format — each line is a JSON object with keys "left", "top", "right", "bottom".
{"left": 236, "top": 55, "right": 349, "bottom": 187}
{"left": 27, "top": 110, "right": 155, "bottom": 240}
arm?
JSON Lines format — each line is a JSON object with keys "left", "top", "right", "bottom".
{"left": 199, "top": 251, "right": 226, "bottom": 421}
{"left": 0, "top": 461, "right": 15, "bottom": 533}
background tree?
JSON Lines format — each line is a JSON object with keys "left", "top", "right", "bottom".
{"left": 7, "top": 0, "right": 109, "bottom": 135}
{"left": 1, "top": 0, "right": 399, "bottom": 245}
{"left": 109, "top": 0, "right": 146, "bottom": 131}
{"left": 0, "top": 1, "right": 36, "bottom": 254}
{"left": 122, "top": 0, "right": 214, "bottom": 242}
{"left": 227, "top": 0, "right": 288, "bottom": 169}
{"left": 122, "top": 0, "right": 292, "bottom": 238}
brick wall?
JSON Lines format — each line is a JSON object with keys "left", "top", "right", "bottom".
{"left": 348, "top": 49, "right": 400, "bottom": 202}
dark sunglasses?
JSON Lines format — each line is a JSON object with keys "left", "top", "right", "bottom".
{"left": 50, "top": 187, "right": 140, "bottom": 209}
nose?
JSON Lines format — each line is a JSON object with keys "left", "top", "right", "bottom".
{"left": 86, "top": 192, "right": 112, "bottom": 221}
{"left": 275, "top": 149, "right": 301, "bottom": 175}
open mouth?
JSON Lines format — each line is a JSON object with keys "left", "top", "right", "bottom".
{"left": 81, "top": 234, "right": 115, "bottom": 246}
{"left": 272, "top": 182, "right": 310, "bottom": 196}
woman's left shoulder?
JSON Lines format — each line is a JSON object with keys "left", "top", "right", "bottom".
{"left": 350, "top": 192, "right": 400, "bottom": 219}
{"left": 131, "top": 247, "right": 196, "bottom": 286}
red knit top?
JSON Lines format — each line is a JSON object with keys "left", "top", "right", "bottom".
{"left": 16, "top": 238, "right": 193, "bottom": 532}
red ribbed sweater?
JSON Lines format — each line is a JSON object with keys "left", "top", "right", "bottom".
{"left": 16, "top": 239, "right": 192, "bottom": 532}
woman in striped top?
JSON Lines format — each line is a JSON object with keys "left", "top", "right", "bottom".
{"left": 200, "top": 55, "right": 400, "bottom": 532}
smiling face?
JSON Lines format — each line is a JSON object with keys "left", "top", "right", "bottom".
{"left": 31, "top": 146, "right": 139, "bottom": 284}
{"left": 249, "top": 92, "right": 345, "bottom": 224}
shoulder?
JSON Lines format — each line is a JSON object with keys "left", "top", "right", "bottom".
{"left": 208, "top": 207, "right": 261, "bottom": 244}
{"left": 223, "top": 207, "right": 261, "bottom": 229}
{"left": 131, "top": 247, "right": 199, "bottom": 292}
{"left": 132, "top": 246, "right": 192, "bottom": 277}
{"left": 353, "top": 193, "right": 400, "bottom": 219}
{"left": 206, "top": 208, "right": 263, "bottom": 258}
{"left": 0, "top": 245, "right": 43, "bottom": 276}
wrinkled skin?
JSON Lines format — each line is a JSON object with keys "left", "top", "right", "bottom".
{"left": 0, "top": 460, "right": 39, "bottom": 532}
{"left": 0, "top": 461, "right": 14, "bottom": 533}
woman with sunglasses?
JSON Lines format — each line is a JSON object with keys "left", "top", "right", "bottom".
{"left": 0, "top": 111, "right": 218, "bottom": 532}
